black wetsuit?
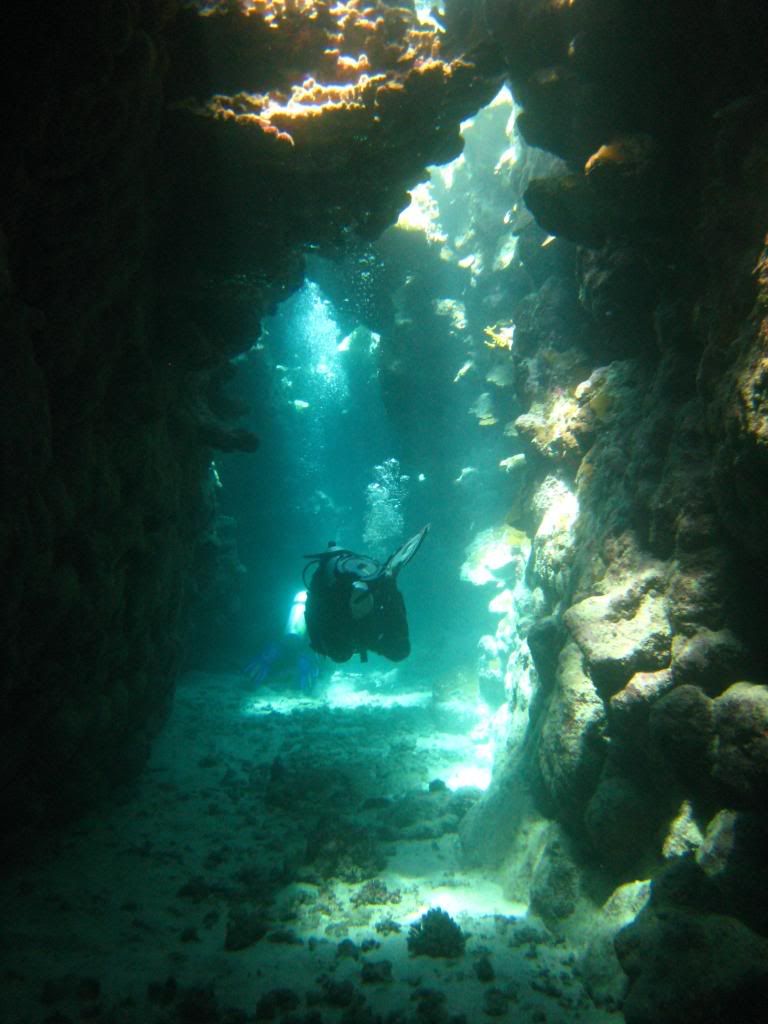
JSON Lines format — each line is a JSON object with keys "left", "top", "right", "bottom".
{"left": 304, "top": 549, "right": 410, "bottom": 663}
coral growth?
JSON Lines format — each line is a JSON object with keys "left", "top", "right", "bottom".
{"left": 407, "top": 907, "right": 466, "bottom": 958}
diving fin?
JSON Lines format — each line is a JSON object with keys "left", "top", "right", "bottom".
{"left": 384, "top": 524, "right": 430, "bottom": 577}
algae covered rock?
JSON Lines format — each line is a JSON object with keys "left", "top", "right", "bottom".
{"left": 407, "top": 908, "right": 466, "bottom": 958}
{"left": 529, "top": 476, "right": 579, "bottom": 598}
{"left": 661, "top": 800, "right": 704, "bottom": 860}
{"left": 584, "top": 774, "right": 662, "bottom": 872}
{"left": 536, "top": 641, "right": 607, "bottom": 821}
{"left": 615, "top": 856, "right": 768, "bottom": 1023}
{"left": 608, "top": 668, "right": 675, "bottom": 743}
{"left": 696, "top": 810, "right": 768, "bottom": 936}
{"left": 579, "top": 880, "right": 650, "bottom": 1011}
{"left": 564, "top": 575, "right": 671, "bottom": 696}
{"left": 670, "top": 628, "right": 749, "bottom": 694}
{"left": 616, "top": 905, "right": 768, "bottom": 1024}
{"left": 648, "top": 684, "right": 715, "bottom": 791}
{"left": 529, "top": 826, "right": 580, "bottom": 922}
{"left": 712, "top": 682, "right": 768, "bottom": 804}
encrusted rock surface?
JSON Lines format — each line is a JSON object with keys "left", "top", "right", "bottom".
{"left": 2, "top": 3, "right": 192, "bottom": 850}
{"left": 534, "top": 641, "right": 606, "bottom": 823}
{"left": 159, "top": 0, "right": 504, "bottom": 357}
{"left": 528, "top": 824, "right": 581, "bottom": 923}
{"left": 462, "top": 1, "right": 768, "bottom": 1017}
{"left": 614, "top": 856, "right": 768, "bottom": 1024}
{"left": 696, "top": 809, "right": 768, "bottom": 935}
{"left": 711, "top": 682, "right": 768, "bottom": 804}
{"left": 616, "top": 902, "right": 768, "bottom": 1024}
{"left": 648, "top": 684, "right": 716, "bottom": 793}
{"left": 564, "top": 575, "right": 671, "bottom": 697}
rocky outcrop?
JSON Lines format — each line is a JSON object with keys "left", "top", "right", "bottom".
{"left": 2, "top": 3, "right": 193, "bottom": 853}
{"left": 711, "top": 682, "right": 768, "bottom": 803}
{"left": 617, "top": 902, "right": 768, "bottom": 1024}
{"left": 563, "top": 571, "right": 671, "bottom": 697}
{"left": 158, "top": 0, "right": 504, "bottom": 361}
{"left": 534, "top": 641, "right": 606, "bottom": 824}
{"left": 615, "top": 857, "right": 768, "bottom": 1024}
{"left": 453, "top": 0, "right": 768, "bottom": 1016}
{"left": 528, "top": 823, "right": 581, "bottom": 923}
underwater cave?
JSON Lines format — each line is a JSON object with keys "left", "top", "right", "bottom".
{"left": 3, "top": 2, "right": 768, "bottom": 1022}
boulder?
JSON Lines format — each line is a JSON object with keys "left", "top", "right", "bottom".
{"left": 584, "top": 773, "right": 662, "bottom": 873}
{"left": 536, "top": 641, "right": 607, "bottom": 820}
{"left": 529, "top": 477, "right": 580, "bottom": 594}
{"left": 616, "top": 905, "right": 768, "bottom": 1024}
{"left": 526, "top": 614, "right": 564, "bottom": 695}
{"left": 564, "top": 576, "right": 671, "bottom": 696}
{"left": 608, "top": 668, "right": 675, "bottom": 743}
{"left": 661, "top": 800, "right": 704, "bottom": 860}
{"left": 712, "top": 682, "right": 768, "bottom": 804}
{"left": 648, "top": 684, "right": 715, "bottom": 790}
{"left": 665, "top": 549, "right": 732, "bottom": 632}
{"left": 529, "top": 825, "right": 580, "bottom": 923}
{"left": 579, "top": 880, "right": 650, "bottom": 1011}
{"left": 670, "top": 628, "right": 749, "bottom": 695}
{"left": 697, "top": 809, "right": 768, "bottom": 936}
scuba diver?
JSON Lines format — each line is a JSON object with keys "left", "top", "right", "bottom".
{"left": 302, "top": 524, "right": 429, "bottom": 663}
{"left": 244, "top": 588, "right": 320, "bottom": 690}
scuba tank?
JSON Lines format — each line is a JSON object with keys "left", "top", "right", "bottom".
{"left": 285, "top": 589, "right": 308, "bottom": 638}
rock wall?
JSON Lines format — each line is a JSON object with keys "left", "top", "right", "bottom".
{"left": 463, "top": 1, "right": 768, "bottom": 1019}
{"left": 1, "top": 2, "right": 193, "bottom": 854}
{"left": 0, "top": 1, "right": 502, "bottom": 857}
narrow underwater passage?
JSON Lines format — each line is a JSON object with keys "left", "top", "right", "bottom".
{"left": 5, "top": 3, "right": 768, "bottom": 1023}
{"left": 0, "top": 67, "right": 628, "bottom": 1024}
{"left": 212, "top": 83, "right": 538, "bottom": 682}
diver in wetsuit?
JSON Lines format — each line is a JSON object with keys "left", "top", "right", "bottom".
{"left": 303, "top": 525, "right": 429, "bottom": 663}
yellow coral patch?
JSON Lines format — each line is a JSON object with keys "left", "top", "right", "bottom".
{"left": 483, "top": 323, "right": 515, "bottom": 350}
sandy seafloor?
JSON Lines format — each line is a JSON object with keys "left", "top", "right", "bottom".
{"left": 0, "top": 667, "right": 622, "bottom": 1024}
